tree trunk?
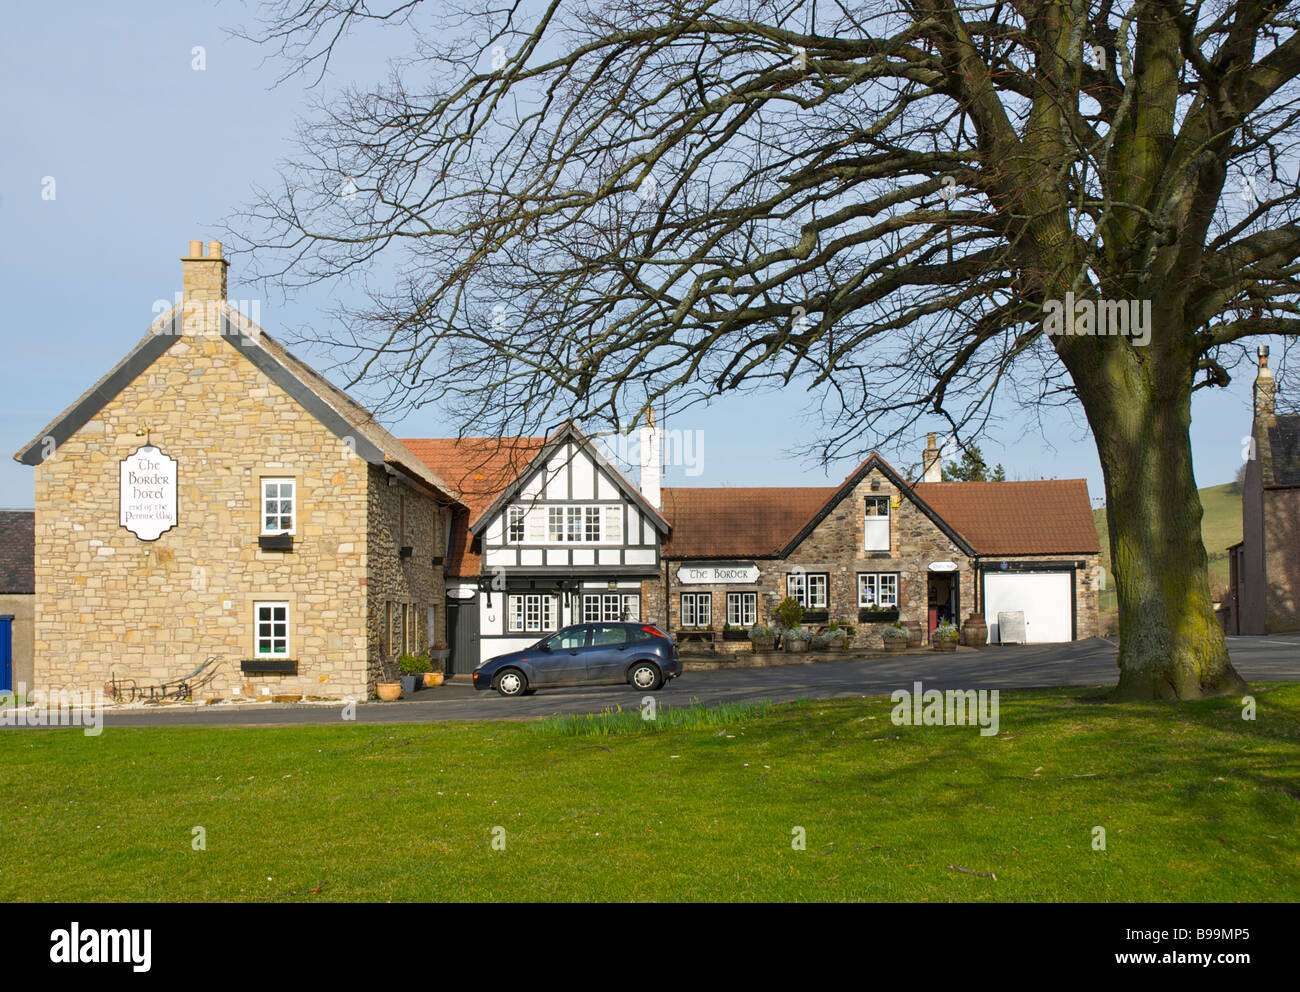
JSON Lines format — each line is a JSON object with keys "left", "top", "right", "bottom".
{"left": 1088, "top": 365, "right": 1249, "bottom": 700}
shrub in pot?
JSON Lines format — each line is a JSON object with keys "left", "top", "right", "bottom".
{"left": 932, "top": 621, "right": 959, "bottom": 651}
{"left": 784, "top": 626, "right": 812, "bottom": 653}
{"left": 828, "top": 622, "right": 855, "bottom": 652}
{"left": 882, "top": 623, "right": 910, "bottom": 652}
{"left": 399, "top": 652, "right": 431, "bottom": 694}
{"left": 774, "top": 596, "right": 804, "bottom": 631}
{"left": 747, "top": 624, "right": 776, "bottom": 651}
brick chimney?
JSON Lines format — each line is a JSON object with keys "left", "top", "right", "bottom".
{"left": 1254, "top": 345, "right": 1275, "bottom": 428}
{"left": 922, "top": 432, "right": 942, "bottom": 482}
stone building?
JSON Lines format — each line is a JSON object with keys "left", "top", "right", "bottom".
{"left": 651, "top": 445, "right": 1101, "bottom": 650}
{"left": 0, "top": 510, "right": 34, "bottom": 692}
{"left": 1227, "top": 347, "right": 1300, "bottom": 633}
{"left": 13, "top": 242, "right": 464, "bottom": 699}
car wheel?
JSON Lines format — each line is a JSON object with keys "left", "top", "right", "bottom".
{"left": 628, "top": 661, "right": 663, "bottom": 692}
{"left": 494, "top": 668, "right": 528, "bottom": 697}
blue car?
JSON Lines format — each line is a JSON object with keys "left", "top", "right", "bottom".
{"left": 473, "top": 622, "right": 682, "bottom": 697}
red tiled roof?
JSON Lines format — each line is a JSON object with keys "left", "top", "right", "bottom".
{"left": 661, "top": 486, "right": 837, "bottom": 558}
{"left": 913, "top": 479, "right": 1099, "bottom": 555}
{"left": 0, "top": 510, "right": 35, "bottom": 594}
{"left": 400, "top": 437, "right": 547, "bottom": 575}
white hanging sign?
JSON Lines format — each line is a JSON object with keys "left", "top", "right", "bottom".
{"left": 677, "top": 562, "right": 761, "bottom": 585}
{"left": 119, "top": 445, "right": 178, "bottom": 541}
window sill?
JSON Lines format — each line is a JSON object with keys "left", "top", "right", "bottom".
{"left": 241, "top": 658, "right": 298, "bottom": 675}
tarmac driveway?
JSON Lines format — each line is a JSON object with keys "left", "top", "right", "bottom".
{"left": 82, "top": 635, "right": 1300, "bottom": 729}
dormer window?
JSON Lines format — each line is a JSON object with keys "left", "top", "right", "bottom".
{"left": 864, "top": 495, "right": 890, "bottom": 551}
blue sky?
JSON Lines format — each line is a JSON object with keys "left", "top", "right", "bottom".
{"left": 0, "top": 1, "right": 1263, "bottom": 509}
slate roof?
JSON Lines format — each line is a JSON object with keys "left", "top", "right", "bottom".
{"left": 14, "top": 304, "right": 464, "bottom": 508}
{"left": 0, "top": 510, "right": 35, "bottom": 594}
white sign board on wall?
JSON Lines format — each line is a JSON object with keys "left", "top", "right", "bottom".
{"left": 119, "top": 445, "right": 178, "bottom": 541}
{"left": 676, "top": 562, "right": 760, "bottom": 585}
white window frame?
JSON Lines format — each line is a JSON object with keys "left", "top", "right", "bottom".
{"left": 254, "top": 602, "right": 290, "bottom": 658}
{"left": 582, "top": 593, "right": 640, "bottom": 622}
{"left": 543, "top": 504, "right": 614, "bottom": 543}
{"left": 681, "top": 592, "right": 712, "bottom": 628}
{"left": 261, "top": 478, "right": 296, "bottom": 535}
{"left": 508, "top": 593, "right": 557, "bottom": 633}
{"left": 726, "top": 592, "right": 757, "bottom": 627}
{"left": 787, "top": 572, "right": 828, "bottom": 609}
{"left": 858, "top": 572, "right": 899, "bottom": 608}
{"left": 507, "top": 506, "right": 525, "bottom": 543}
{"left": 864, "top": 495, "right": 891, "bottom": 551}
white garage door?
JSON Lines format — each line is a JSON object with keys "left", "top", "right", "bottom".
{"left": 983, "top": 572, "right": 1073, "bottom": 643}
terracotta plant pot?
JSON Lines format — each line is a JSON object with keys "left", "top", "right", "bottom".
{"left": 423, "top": 672, "right": 444, "bottom": 687}
{"left": 376, "top": 682, "right": 403, "bottom": 701}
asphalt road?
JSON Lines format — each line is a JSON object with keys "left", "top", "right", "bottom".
{"left": 66, "top": 634, "right": 1300, "bottom": 729}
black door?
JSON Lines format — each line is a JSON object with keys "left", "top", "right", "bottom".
{"left": 448, "top": 601, "right": 480, "bottom": 675}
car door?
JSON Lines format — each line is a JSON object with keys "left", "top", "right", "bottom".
{"left": 585, "top": 624, "right": 631, "bottom": 683}
{"left": 534, "top": 626, "right": 590, "bottom": 685}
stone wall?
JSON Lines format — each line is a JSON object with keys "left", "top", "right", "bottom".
{"left": 365, "top": 465, "right": 448, "bottom": 691}
{"left": 1263, "top": 488, "right": 1300, "bottom": 633}
{"left": 31, "top": 331, "right": 373, "bottom": 699}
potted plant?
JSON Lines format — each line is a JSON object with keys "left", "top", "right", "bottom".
{"left": 721, "top": 624, "right": 750, "bottom": 642}
{"left": 747, "top": 624, "right": 776, "bottom": 651}
{"left": 428, "top": 639, "right": 451, "bottom": 662}
{"left": 882, "top": 623, "right": 910, "bottom": 652}
{"left": 774, "top": 596, "right": 804, "bottom": 631}
{"left": 784, "top": 626, "right": 812, "bottom": 654}
{"left": 376, "top": 659, "right": 403, "bottom": 701}
{"left": 837, "top": 621, "right": 857, "bottom": 652}
{"left": 932, "top": 621, "right": 959, "bottom": 652}
{"left": 399, "top": 652, "right": 432, "bottom": 694}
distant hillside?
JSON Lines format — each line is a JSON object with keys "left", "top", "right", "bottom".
{"left": 1092, "top": 482, "right": 1242, "bottom": 630}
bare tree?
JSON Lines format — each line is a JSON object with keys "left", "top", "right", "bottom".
{"left": 230, "top": 0, "right": 1300, "bottom": 700}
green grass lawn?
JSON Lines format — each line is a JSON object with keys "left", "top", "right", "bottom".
{"left": 1, "top": 686, "right": 1297, "bottom": 902}
{"left": 1093, "top": 481, "right": 1243, "bottom": 624}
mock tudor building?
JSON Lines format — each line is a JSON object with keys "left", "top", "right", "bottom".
{"left": 403, "top": 423, "right": 670, "bottom": 673}
{"left": 1227, "top": 347, "right": 1300, "bottom": 633}
{"left": 14, "top": 242, "right": 465, "bottom": 699}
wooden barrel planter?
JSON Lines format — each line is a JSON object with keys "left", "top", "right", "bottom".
{"left": 902, "top": 620, "right": 924, "bottom": 648}
{"left": 961, "top": 613, "right": 989, "bottom": 648}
